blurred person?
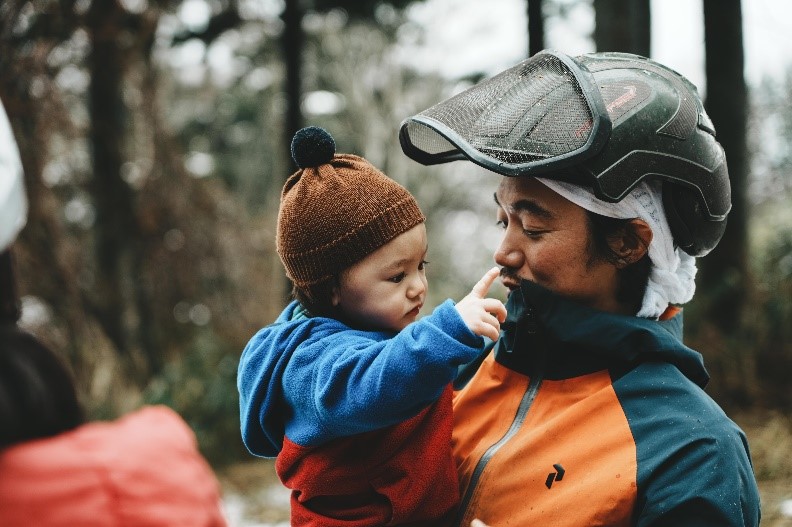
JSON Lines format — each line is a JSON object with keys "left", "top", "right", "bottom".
{"left": 0, "top": 326, "right": 229, "bottom": 526}
{"left": 400, "top": 50, "right": 761, "bottom": 526}
{"left": 0, "top": 98, "right": 228, "bottom": 527}
{"left": 238, "top": 127, "right": 506, "bottom": 527}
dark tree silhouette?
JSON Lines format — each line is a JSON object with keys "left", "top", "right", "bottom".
{"left": 593, "top": 0, "right": 650, "bottom": 55}
{"left": 527, "top": 0, "right": 545, "bottom": 56}
{"left": 85, "top": 0, "right": 139, "bottom": 357}
{"left": 282, "top": 0, "right": 306, "bottom": 175}
{"left": 700, "top": 0, "right": 748, "bottom": 331}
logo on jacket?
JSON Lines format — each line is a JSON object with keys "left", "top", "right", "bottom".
{"left": 545, "top": 464, "right": 565, "bottom": 489}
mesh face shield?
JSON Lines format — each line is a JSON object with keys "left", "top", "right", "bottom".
{"left": 400, "top": 51, "right": 611, "bottom": 176}
{"left": 399, "top": 50, "right": 732, "bottom": 256}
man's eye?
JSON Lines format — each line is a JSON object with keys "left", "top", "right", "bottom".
{"left": 388, "top": 272, "right": 406, "bottom": 283}
{"left": 496, "top": 220, "right": 507, "bottom": 229}
{"left": 418, "top": 260, "right": 429, "bottom": 271}
{"left": 522, "top": 229, "right": 545, "bottom": 238}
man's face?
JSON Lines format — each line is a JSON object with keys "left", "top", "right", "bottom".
{"left": 332, "top": 223, "right": 428, "bottom": 332}
{"left": 494, "top": 177, "right": 622, "bottom": 314}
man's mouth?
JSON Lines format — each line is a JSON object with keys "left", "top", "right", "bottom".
{"left": 500, "top": 268, "right": 521, "bottom": 291}
{"left": 500, "top": 278, "right": 519, "bottom": 291}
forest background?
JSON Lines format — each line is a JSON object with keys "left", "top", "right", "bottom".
{"left": 1, "top": 0, "right": 791, "bottom": 525}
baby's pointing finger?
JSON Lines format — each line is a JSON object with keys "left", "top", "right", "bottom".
{"left": 469, "top": 267, "right": 501, "bottom": 299}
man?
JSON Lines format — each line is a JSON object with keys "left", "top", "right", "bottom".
{"left": 400, "top": 50, "right": 760, "bottom": 527}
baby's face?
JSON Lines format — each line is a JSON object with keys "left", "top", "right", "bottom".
{"left": 332, "top": 223, "right": 428, "bottom": 332}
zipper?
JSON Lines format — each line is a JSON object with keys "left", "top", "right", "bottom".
{"left": 454, "top": 306, "right": 545, "bottom": 527}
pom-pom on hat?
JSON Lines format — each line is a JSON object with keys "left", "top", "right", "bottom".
{"left": 277, "top": 127, "right": 425, "bottom": 288}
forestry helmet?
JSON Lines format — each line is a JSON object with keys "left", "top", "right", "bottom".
{"left": 399, "top": 50, "right": 730, "bottom": 256}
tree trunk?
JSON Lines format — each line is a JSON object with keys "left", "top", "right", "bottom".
{"left": 86, "top": 0, "right": 137, "bottom": 356}
{"left": 282, "top": 0, "right": 305, "bottom": 168}
{"left": 593, "top": 0, "right": 650, "bottom": 56}
{"left": 527, "top": 0, "right": 545, "bottom": 57}
{"left": 280, "top": 0, "right": 305, "bottom": 303}
{"left": 700, "top": 0, "right": 748, "bottom": 331}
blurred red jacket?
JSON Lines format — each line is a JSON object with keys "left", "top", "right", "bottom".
{"left": 0, "top": 405, "right": 227, "bottom": 527}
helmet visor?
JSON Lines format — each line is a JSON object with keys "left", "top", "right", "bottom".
{"left": 399, "top": 50, "right": 612, "bottom": 177}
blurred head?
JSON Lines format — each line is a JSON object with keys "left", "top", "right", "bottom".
{"left": 0, "top": 98, "right": 28, "bottom": 325}
{"left": 0, "top": 98, "right": 27, "bottom": 254}
{"left": 494, "top": 177, "right": 651, "bottom": 315}
{"left": 0, "top": 326, "right": 85, "bottom": 449}
{"left": 278, "top": 127, "right": 426, "bottom": 317}
{"left": 331, "top": 223, "right": 428, "bottom": 332}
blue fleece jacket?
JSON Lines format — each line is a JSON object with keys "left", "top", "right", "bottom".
{"left": 238, "top": 299, "right": 486, "bottom": 458}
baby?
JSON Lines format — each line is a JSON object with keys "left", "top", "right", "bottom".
{"left": 238, "top": 127, "right": 505, "bottom": 527}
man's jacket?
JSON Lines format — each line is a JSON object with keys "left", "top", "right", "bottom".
{"left": 452, "top": 280, "right": 760, "bottom": 527}
{"left": 238, "top": 300, "right": 485, "bottom": 526}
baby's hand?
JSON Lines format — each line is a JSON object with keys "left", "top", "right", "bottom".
{"left": 455, "top": 267, "right": 507, "bottom": 342}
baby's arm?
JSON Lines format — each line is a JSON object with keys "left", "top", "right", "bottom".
{"left": 306, "top": 269, "right": 506, "bottom": 440}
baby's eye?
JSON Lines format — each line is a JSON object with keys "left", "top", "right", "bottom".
{"left": 418, "top": 260, "right": 429, "bottom": 271}
{"left": 388, "top": 272, "right": 406, "bottom": 283}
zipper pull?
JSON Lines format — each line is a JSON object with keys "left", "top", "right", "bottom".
{"left": 522, "top": 305, "right": 538, "bottom": 335}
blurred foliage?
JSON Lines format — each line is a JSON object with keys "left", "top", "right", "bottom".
{"left": 685, "top": 71, "right": 792, "bottom": 412}
{"left": 0, "top": 0, "right": 498, "bottom": 465}
{"left": 142, "top": 328, "right": 247, "bottom": 465}
{"left": 2, "top": 0, "right": 791, "bottom": 467}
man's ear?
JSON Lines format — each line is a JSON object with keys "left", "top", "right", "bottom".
{"left": 609, "top": 219, "right": 653, "bottom": 268}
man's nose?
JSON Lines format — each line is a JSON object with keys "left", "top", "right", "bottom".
{"left": 494, "top": 234, "right": 522, "bottom": 269}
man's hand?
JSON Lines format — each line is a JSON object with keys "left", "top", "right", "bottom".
{"left": 455, "top": 267, "right": 507, "bottom": 341}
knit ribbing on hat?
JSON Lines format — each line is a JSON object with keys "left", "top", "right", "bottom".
{"left": 277, "top": 154, "right": 426, "bottom": 287}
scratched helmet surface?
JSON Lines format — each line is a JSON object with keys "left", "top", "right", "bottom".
{"left": 399, "top": 50, "right": 730, "bottom": 256}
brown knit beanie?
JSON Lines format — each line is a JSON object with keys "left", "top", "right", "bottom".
{"left": 277, "top": 127, "right": 425, "bottom": 287}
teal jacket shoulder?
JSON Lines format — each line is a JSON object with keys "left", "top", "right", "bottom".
{"left": 497, "top": 280, "right": 760, "bottom": 527}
